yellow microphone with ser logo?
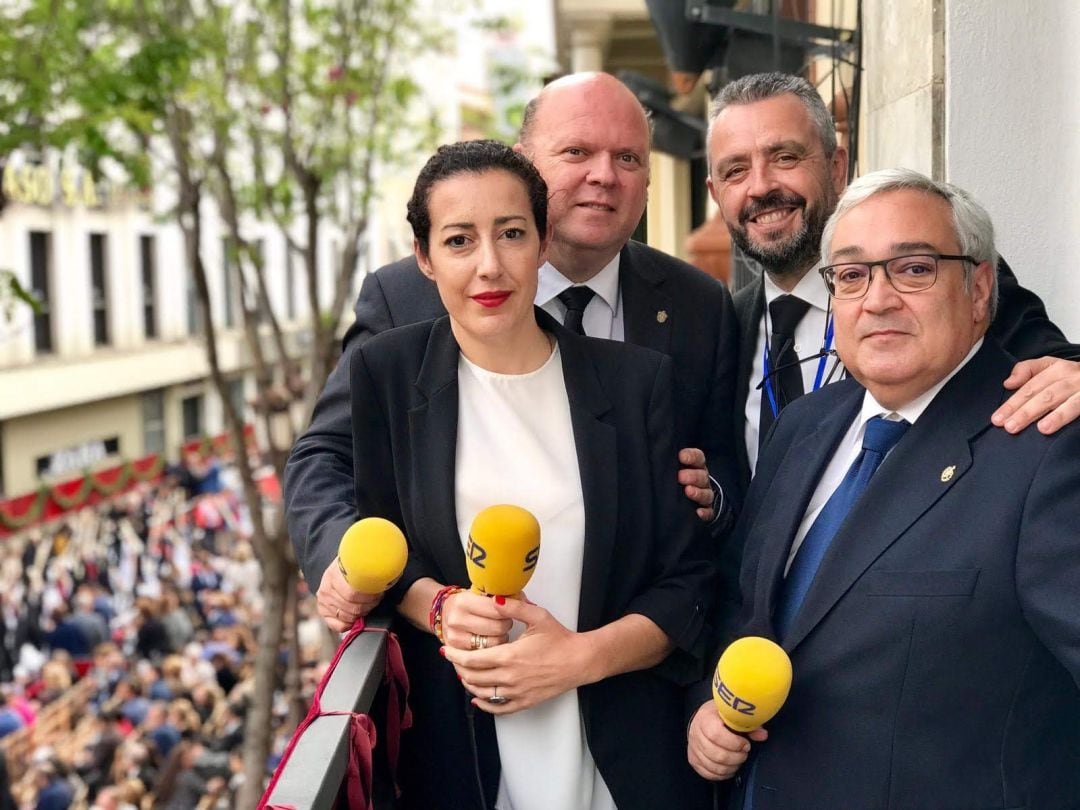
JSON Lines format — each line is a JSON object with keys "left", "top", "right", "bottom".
{"left": 712, "top": 636, "right": 792, "bottom": 733}
{"left": 336, "top": 517, "right": 408, "bottom": 593}
{"left": 466, "top": 505, "right": 541, "bottom": 597}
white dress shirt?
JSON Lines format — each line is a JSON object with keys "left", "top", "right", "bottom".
{"left": 455, "top": 347, "right": 616, "bottom": 810}
{"left": 535, "top": 253, "right": 726, "bottom": 520}
{"left": 535, "top": 255, "right": 624, "bottom": 341}
{"left": 784, "top": 339, "right": 984, "bottom": 573}
{"left": 745, "top": 266, "right": 836, "bottom": 472}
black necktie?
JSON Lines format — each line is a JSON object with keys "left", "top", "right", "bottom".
{"left": 759, "top": 294, "right": 811, "bottom": 445}
{"left": 557, "top": 286, "right": 596, "bottom": 336}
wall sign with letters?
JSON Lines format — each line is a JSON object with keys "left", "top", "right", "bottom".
{"left": 36, "top": 437, "right": 120, "bottom": 479}
{"left": 1, "top": 161, "right": 150, "bottom": 210}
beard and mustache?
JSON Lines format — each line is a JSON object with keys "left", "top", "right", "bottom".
{"left": 727, "top": 189, "right": 836, "bottom": 280}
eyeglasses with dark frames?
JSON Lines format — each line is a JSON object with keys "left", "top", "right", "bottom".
{"left": 819, "top": 253, "right": 977, "bottom": 300}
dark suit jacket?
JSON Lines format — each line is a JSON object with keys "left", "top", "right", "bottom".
{"left": 731, "top": 258, "right": 1080, "bottom": 487}
{"left": 286, "top": 240, "right": 741, "bottom": 589}
{"left": 351, "top": 311, "right": 715, "bottom": 809}
{"left": 717, "top": 338, "right": 1080, "bottom": 809}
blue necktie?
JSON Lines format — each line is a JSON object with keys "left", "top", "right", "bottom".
{"left": 774, "top": 416, "right": 910, "bottom": 642}
{"left": 743, "top": 416, "right": 909, "bottom": 810}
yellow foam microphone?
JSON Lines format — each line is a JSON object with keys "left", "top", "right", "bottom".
{"left": 336, "top": 517, "right": 408, "bottom": 593}
{"left": 712, "top": 636, "right": 792, "bottom": 733}
{"left": 466, "top": 505, "right": 541, "bottom": 597}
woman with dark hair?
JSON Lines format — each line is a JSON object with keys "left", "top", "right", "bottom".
{"left": 329, "top": 140, "right": 713, "bottom": 809}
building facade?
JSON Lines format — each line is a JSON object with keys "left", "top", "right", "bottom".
{"left": 0, "top": 157, "right": 320, "bottom": 497}
{"left": 0, "top": 0, "right": 560, "bottom": 504}
{"left": 555, "top": 0, "right": 1079, "bottom": 336}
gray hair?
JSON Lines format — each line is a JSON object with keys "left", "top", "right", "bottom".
{"left": 820, "top": 168, "right": 999, "bottom": 316}
{"left": 707, "top": 72, "right": 838, "bottom": 162}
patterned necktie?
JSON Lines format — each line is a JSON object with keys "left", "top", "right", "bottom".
{"left": 557, "top": 286, "right": 596, "bottom": 336}
{"left": 759, "top": 294, "right": 812, "bottom": 445}
{"left": 774, "top": 416, "right": 910, "bottom": 641}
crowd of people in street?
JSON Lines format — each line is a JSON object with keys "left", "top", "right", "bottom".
{"left": 0, "top": 457, "right": 323, "bottom": 810}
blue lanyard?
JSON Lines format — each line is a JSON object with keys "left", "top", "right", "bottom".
{"left": 812, "top": 316, "right": 835, "bottom": 390}
{"left": 762, "top": 314, "right": 835, "bottom": 419}
{"left": 762, "top": 344, "right": 781, "bottom": 419}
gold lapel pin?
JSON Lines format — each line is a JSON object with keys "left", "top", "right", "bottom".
{"left": 656, "top": 310, "right": 668, "bottom": 324}
{"left": 940, "top": 465, "right": 956, "bottom": 482}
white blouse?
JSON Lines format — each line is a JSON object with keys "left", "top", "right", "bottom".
{"left": 455, "top": 345, "right": 616, "bottom": 810}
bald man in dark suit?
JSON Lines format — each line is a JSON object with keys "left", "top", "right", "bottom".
{"left": 286, "top": 73, "right": 742, "bottom": 630}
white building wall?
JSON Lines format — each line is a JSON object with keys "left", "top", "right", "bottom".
{"left": 157, "top": 224, "right": 189, "bottom": 341}
{"left": 110, "top": 210, "right": 140, "bottom": 348}
{"left": 0, "top": 160, "right": 300, "bottom": 494}
{"left": 860, "top": 0, "right": 940, "bottom": 178}
{"left": 945, "top": 0, "right": 1080, "bottom": 339}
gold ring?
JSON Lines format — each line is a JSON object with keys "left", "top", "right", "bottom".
{"left": 478, "top": 635, "right": 488, "bottom": 650}
{"left": 470, "top": 633, "right": 481, "bottom": 650}
{"left": 336, "top": 608, "right": 343, "bottom": 621}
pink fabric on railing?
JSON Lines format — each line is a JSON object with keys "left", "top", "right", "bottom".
{"left": 259, "top": 619, "right": 411, "bottom": 810}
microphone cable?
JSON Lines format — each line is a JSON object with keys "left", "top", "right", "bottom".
{"left": 465, "top": 693, "right": 490, "bottom": 810}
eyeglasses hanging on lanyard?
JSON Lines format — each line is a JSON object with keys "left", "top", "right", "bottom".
{"left": 758, "top": 304, "right": 844, "bottom": 417}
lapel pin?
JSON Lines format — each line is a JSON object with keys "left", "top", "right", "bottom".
{"left": 656, "top": 310, "right": 668, "bottom": 324}
{"left": 940, "top": 465, "right": 956, "bottom": 483}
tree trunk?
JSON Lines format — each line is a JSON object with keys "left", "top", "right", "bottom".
{"left": 284, "top": 576, "right": 305, "bottom": 732}
{"left": 236, "top": 542, "right": 294, "bottom": 809}
{"left": 166, "top": 100, "right": 292, "bottom": 810}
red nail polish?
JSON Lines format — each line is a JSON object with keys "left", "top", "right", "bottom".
{"left": 494, "top": 595, "right": 506, "bottom": 606}
{"left": 439, "top": 647, "right": 446, "bottom": 657}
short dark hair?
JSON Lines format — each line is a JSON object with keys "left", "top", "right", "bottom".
{"left": 708, "top": 72, "right": 837, "bottom": 162}
{"left": 406, "top": 139, "right": 548, "bottom": 256}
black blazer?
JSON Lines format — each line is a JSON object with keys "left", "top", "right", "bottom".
{"left": 286, "top": 241, "right": 741, "bottom": 590}
{"left": 350, "top": 310, "right": 714, "bottom": 810}
{"left": 730, "top": 257, "right": 1080, "bottom": 487}
{"left": 714, "top": 338, "right": 1080, "bottom": 809}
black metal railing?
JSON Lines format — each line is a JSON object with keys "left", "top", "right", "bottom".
{"left": 265, "top": 617, "right": 390, "bottom": 809}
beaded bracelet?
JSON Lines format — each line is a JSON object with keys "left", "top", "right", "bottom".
{"left": 428, "top": 585, "right": 463, "bottom": 642}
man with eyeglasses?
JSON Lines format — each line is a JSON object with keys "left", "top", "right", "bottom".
{"left": 820, "top": 252, "right": 973, "bottom": 299}
{"left": 705, "top": 72, "right": 1080, "bottom": 480}
{"left": 688, "top": 169, "right": 1080, "bottom": 808}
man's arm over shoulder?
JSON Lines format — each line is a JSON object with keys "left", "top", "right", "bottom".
{"left": 284, "top": 257, "right": 438, "bottom": 587}
{"left": 285, "top": 271, "right": 390, "bottom": 587}
{"left": 992, "top": 257, "right": 1080, "bottom": 361}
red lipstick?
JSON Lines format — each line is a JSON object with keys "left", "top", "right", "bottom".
{"left": 472, "top": 291, "right": 511, "bottom": 308}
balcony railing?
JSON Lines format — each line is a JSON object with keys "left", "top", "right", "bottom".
{"left": 265, "top": 617, "right": 391, "bottom": 809}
